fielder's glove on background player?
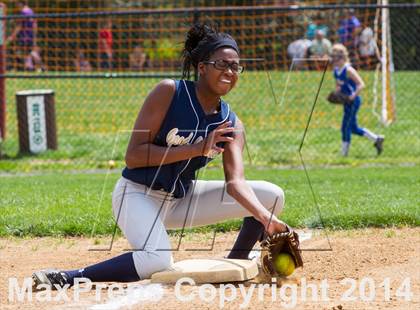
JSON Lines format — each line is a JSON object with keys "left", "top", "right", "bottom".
{"left": 327, "top": 91, "right": 352, "bottom": 105}
{"left": 260, "top": 225, "right": 303, "bottom": 277}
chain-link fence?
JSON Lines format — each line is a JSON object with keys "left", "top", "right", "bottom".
{"left": 0, "top": 2, "right": 419, "bottom": 172}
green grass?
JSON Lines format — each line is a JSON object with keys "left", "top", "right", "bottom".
{"left": 0, "top": 71, "right": 419, "bottom": 172}
{"left": 1, "top": 165, "right": 418, "bottom": 237}
{"left": 0, "top": 70, "right": 418, "bottom": 236}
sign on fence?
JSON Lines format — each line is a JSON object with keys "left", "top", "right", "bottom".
{"left": 16, "top": 90, "right": 57, "bottom": 154}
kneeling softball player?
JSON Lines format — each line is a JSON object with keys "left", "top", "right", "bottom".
{"left": 33, "top": 23, "right": 291, "bottom": 288}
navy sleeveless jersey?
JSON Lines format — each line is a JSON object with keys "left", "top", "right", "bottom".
{"left": 334, "top": 64, "right": 358, "bottom": 98}
{"left": 122, "top": 80, "right": 237, "bottom": 198}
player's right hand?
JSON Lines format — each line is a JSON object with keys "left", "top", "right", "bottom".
{"left": 198, "top": 121, "right": 235, "bottom": 157}
{"left": 264, "top": 216, "right": 288, "bottom": 236}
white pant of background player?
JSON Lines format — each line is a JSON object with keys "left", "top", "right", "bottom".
{"left": 112, "top": 177, "right": 284, "bottom": 280}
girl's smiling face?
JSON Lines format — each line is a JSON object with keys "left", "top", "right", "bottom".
{"left": 198, "top": 47, "right": 241, "bottom": 96}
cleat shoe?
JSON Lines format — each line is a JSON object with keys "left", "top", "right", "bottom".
{"left": 32, "top": 269, "right": 70, "bottom": 290}
{"left": 374, "top": 136, "right": 384, "bottom": 156}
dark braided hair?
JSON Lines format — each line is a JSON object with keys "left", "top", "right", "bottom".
{"left": 182, "top": 23, "right": 238, "bottom": 80}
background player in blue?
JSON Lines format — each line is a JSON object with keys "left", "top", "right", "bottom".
{"left": 32, "top": 23, "right": 290, "bottom": 288}
{"left": 331, "top": 43, "right": 384, "bottom": 156}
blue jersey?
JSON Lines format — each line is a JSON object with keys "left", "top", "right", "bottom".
{"left": 122, "top": 80, "right": 237, "bottom": 198}
{"left": 338, "top": 16, "right": 361, "bottom": 44}
{"left": 17, "top": 7, "right": 35, "bottom": 46}
{"left": 334, "top": 64, "right": 358, "bottom": 98}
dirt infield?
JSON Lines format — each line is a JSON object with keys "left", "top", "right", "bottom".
{"left": 1, "top": 228, "right": 419, "bottom": 310}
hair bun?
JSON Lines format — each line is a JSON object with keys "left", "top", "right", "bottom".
{"left": 184, "top": 23, "right": 217, "bottom": 53}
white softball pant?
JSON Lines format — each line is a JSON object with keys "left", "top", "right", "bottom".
{"left": 111, "top": 177, "right": 284, "bottom": 280}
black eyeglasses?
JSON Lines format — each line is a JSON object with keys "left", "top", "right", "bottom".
{"left": 202, "top": 59, "right": 244, "bottom": 74}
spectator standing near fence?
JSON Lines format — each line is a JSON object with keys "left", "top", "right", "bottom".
{"left": 309, "top": 29, "right": 332, "bottom": 59}
{"left": 6, "top": 1, "right": 37, "bottom": 71}
{"left": 129, "top": 45, "right": 147, "bottom": 71}
{"left": 358, "top": 26, "right": 381, "bottom": 69}
{"left": 98, "top": 19, "right": 113, "bottom": 70}
{"left": 287, "top": 38, "right": 312, "bottom": 69}
{"left": 305, "top": 18, "right": 317, "bottom": 40}
{"left": 338, "top": 9, "right": 361, "bottom": 66}
{"left": 74, "top": 50, "right": 92, "bottom": 72}
{"left": 308, "top": 29, "right": 332, "bottom": 70}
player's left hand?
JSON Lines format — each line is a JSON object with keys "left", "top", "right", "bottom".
{"left": 199, "top": 121, "right": 235, "bottom": 157}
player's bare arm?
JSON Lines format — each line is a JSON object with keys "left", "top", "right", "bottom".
{"left": 126, "top": 79, "right": 196, "bottom": 168}
{"left": 347, "top": 66, "right": 365, "bottom": 99}
{"left": 335, "top": 82, "right": 341, "bottom": 92}
{"left": 223, "top": 118, "right": 287, "bottom": 235}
